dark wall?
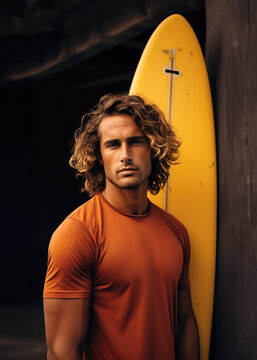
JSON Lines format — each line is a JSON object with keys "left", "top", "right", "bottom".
{"left": 206, "top": 0, "right": 257, "bottom": 358}
{"left": 1, "top": 93, "right": 88, "bottom": 300}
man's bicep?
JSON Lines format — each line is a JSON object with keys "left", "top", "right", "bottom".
{"left": 44, "top": 298, "right": 90, "bottom": 359}
{"left": 176, "top": 289, "right": 200, "bottom": 359}
{"left": 177, "top": 288, "right": 194, "bottom": 321}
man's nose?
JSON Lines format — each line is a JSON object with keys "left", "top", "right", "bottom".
{"left": 120, "top": 144, "right": 132, "bottom": 163}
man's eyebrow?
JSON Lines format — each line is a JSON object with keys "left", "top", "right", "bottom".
{"left": 103, "top": 139, "right": 120, "bottom": 147}
{"left": 103, "top": 136, "right": 146, "bottom": 147}
{"left": 127, "top": 136, "right": 145, "bottom": 141}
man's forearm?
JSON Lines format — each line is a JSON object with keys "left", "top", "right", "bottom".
{"left": 175, "top": 311, "right": 200, "bottom": 360}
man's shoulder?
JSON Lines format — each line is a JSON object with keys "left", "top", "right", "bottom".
{"left": 151, "top": 201, "right": 185, "bottom": 226}
{"left": 151, "top": 202, "right": 190, "bottom": 256}
{"left": 151, "top": 201, "right": 189, "bottom": 239}
{"left": 54, "top": 194, "right": 101, "bottom": 236}
{"left": 68, "top": 194, "right": 99, "bottom": 222}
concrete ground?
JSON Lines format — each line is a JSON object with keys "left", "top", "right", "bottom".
{"left": 0, "top": 300, "right": 46, "bottom": 360}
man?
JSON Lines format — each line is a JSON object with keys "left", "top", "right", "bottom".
{"left": 43, "top": 94, "right": 200, "bottom": 360}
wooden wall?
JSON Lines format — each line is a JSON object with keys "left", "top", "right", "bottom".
{"left": 205, "top": 0, "right": 257, "bottom": 358}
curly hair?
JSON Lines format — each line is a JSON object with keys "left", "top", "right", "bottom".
{"left": 69, "top": 93, "right": 181, "bottom": 196}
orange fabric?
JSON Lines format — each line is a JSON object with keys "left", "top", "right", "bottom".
{"left": 44, "top": 193, "right": 190, "bottom": 359}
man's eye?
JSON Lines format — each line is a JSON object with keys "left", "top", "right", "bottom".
{"left": 107, "top": 142, "right": 119, "bottom": 148}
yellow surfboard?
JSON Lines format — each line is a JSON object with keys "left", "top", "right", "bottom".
{"left": 129, "top": 14, "right": 216, "bottom": 360}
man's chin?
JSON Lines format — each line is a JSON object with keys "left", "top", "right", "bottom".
{"left": 117, "top": 177, "right": 150, "bottom": 190}
{"left": 106, "top": 175, "right": 149, "bottom": 190}
{"left": 118, "top": 181, "right": 141, "bottom": 190}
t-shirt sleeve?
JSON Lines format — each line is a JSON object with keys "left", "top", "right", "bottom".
{"left": 43, "top": 217, "right": 96, "bottom": 299}
{"left": 178, "top": 225, "right": 191, "bottom": 291}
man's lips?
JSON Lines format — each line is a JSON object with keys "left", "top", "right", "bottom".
{"left": 118, "top": 167, "right": 138, "bottom": 173}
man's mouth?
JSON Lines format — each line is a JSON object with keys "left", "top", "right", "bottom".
{"left": 118, "top": 167, "right": 138, "bottom": 173}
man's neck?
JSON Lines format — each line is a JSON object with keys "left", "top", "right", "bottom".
{"left": 102, "top": 182, "right": 149, "bottom": 215}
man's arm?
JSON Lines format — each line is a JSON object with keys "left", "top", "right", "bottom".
{"left": 44, "top": 298, "right": 90, "bottom": 360}
{"left": 175, "top": 289, "right": 200, "bottom": 360}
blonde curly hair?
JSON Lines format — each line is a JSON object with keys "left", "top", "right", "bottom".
{"left": 69, "top": 94, "right": 181, "bottom": 196}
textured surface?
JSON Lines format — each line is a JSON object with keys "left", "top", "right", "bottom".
{"left": 0, "top": 0, "right": 203, "bottom": 84}
{"left": 205, "top": 0, "right": 257, "bottom": 359}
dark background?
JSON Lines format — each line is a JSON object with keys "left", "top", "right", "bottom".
{"left": 0, "top": 1, "right": 256, "bottom": 359}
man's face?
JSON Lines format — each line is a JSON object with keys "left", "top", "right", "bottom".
{"left": 99, "top": 114, "right": 152, "bottom": 191}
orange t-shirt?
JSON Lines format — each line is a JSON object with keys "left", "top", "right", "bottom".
{"left": 43, "top": 193, "right": 190, "bottom": 360}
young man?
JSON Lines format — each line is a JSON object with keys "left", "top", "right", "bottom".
{"left": 43, "top": 94, "right": 200, "bottom": 360}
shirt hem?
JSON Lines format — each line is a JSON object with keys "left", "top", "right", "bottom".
{"left": 43, "top": 291, "right": 91, "bottom": 299}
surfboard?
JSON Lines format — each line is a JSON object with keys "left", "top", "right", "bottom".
{"left": 129, "top": 14, "right": 216, "bottom": 360}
